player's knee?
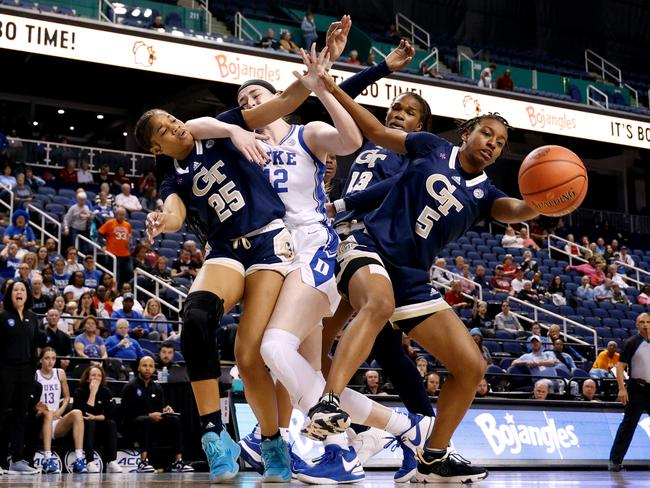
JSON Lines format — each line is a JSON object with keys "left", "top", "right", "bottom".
{"left": 363, "top": 294, "right": 394, "bottom": 324}
{"left": 260, "top": 329, "right": 299, "bottom": 375}
{"left": 71, "top": 409, "right": 83, "bottom": 421}
{"left": 235, "top": 343, "right": 264, "bottom": 376}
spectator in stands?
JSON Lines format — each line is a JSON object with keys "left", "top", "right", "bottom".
{"left": 478, "top": 63, "right": 496, "bottom": 88}
{"left": 470, "top": 300, "right": 495, "bottom": 337}
{"left": 637, "top": 284, "right": 650, "bottom": 306}
{"left": 419, "top": 62, "right": 441, "bottom": 78}
{"left": 139, "top": 186, "right": 162, "bottom": 212}
{"left": 527, "top": 272, "right": 543, "bottom": 296}
{"left": 171, "top": 248, "right": 198, "bottom": 282}
{"left": 360, "top": 370, "right": 385, "bottom": 395}
{"left": 156, "top": 341, "right": 177, "bottom": 370}
{"left": 415, "top": 355, "right": 429, "bottom": 377}
{"left": 495, "top": 301, "right": 525, "bottom": 335}
{"left": 607, "top": 263, "right": 629, "bottom": 289}
{"left": 385, "top": 23, "right": 400, "bottom": 43}
{"left": 301, "top": 11, "right": 318, "bottom": 49}
{"left": 36, "top": 348, "right": 88, "bottom": 474}
{"left": 64, "top": 271, "right": 91, "bottom": 302}
{"left": 495, "top": 68, "right": 514, "bottom": 91}
{"left": 96, "top": 164, "right": 111, "bottom": 186}
{"left": 431, "top": 258, "right": 453, "bottom": 290}
{"left": 98, "top": 206, "right": 133, "bottom": 285}
{"left": 476, "top": 378, "right": 490, "bottom": 398}
{"left": 595, "top": 237, "right": 606, "bottom": 254}
{"left": 152, "top": 255, "right": 173, "bottom": 285}
{"left": 150, "top": 15, "right": 164, "bottom": 30}
{"left": 593, "top": 278, "right": 614, "bottom": 302}
{"left": 94, "top": 189, "right": 114, "bottom": 225}
{"left": 470, "top": 328, "right": 492, "bottom": 365}
{"left": 74, "top": 316, "right": 107, "bottom": 359}
{"left": 3, "top": 209, "right": 35, "bottom": 247}
{"left": 63, "top": 191, "right": 93, "bottom": 249}
{"left": 533, "top": 379, "right": 550, "bottom": 400}
{"left": 619, "top": 246, "right": 634, "bottom": 267}
{"left": 30, "top": 274, "right": 53, "bottom": 315}
{"left": 548, "top": 275, "right": 566, "bottom": 302}
{"left": 552, "top": 339, "right": 577, "bottom": 375}
{"left": 73, "top": 365, "right": 122, "bottom": 473}
{"left": 53, "top": 257, "right": 70, "bottom": 295}
{"left": 40, "top": 266, "right": 56, "bottom": 299}
{"left": 547, "top": 324, "right": 585, "bottom": 362}
{"left": 106, "top": 318, "right": 145, "bottom": 361}
{"left": 132, "top": 242, "right": 153, "bottom": 274}
{"left": 611, "top": 284, "right": 630, "bottom": 306}
{"left": 112, "top": 167, "right": 131, "bottom": 188}
{"left": 62, "top": 301, "right": 78, "bottom": 335}
{"left": 529, "top": 322, "right": 551, "bottom": 350}
{"left": 76, "top": 159, "right": 94, "bottom": 184}
{"left": 114, "top": 183, "right": 142, "bottom": 213}
{"left": 459, "top": 264, "right": 476, "bottom": 295}
{"left": 365, "top": 52, "right": 377, "bottom": 67}
{"left": 45, "top": 238, "right": 62, "bottom": 263}
{"left": 60, "top": 158, "right": 78, "bottom": 185}
{"left": 63, "top": 247, "right": 83, "bottom": 275}
{"left": 490, "top": 265, "right": 512, "bottom": 293}
{"left": 40, "top": 308, "right": 72, "bottom": 366}
{"left": 12, "top": 172, "right": 33, "bottom": 209}
{"left": 502, "top": 254, "right": 517, "bottom": 278}
{"left": 564, "top": 234, "right": 581, "bottom": 256}
{"left": 74, "top": 291, "right": 99, "bottom": 330}
{"left": 279, "top": 31, "right": 300, "bottom": 54}
{"left": 518, "top": 280, "right": 543, "bottom": 305}
{"left": 112, "top": 282, "right": 143, "bottom": 313}
{"left": 23, "top": 167, "right": 45, "bottom": 191}
{"left": 36, "top": 245, "right": 50, "bottom": 271}
{"left": 501, "top": 226, "right": 524, "bottom": 248}
{"left": 0, "top": 242, "right": 21, "bottom": 279}
{"left": 576, "top": 275, "right": 595, "bottom": 304}
{"left": 346, "top": 49, "right": 362, "bottom": 65}
{"left": 425, "top": 372, "right": 441, "bottom": 396}
{"left": 567, "top": 257, "right": 600, "bottom": 286}
{"left": 182, "top": 240, "right": 203, "bottom": 266}
{"left": 0, "top": 281, "right": 40, "bottom": 475}
{"left": 143, "top": 298, "right": 170, "bottom": 341}
{"left": 112, "top": 293, "right": 155, "bottom": 340}
{"left": 519, "top": 228, "right": 540, "bottom": 250}
{"left": 444, "top": 280, "right": 470, "bottom": 309}
{"left": 451, "top": 255, "right": 466, "bottom": 275}
{"left": 260, "top": 28, "right": 279, "bottom": 49}
{"left": 580, "top": 379, "right": 600, "bottom": 402}
{"left": 513, "top": 335, "right": 559, "bottom": 377}
{"left": 93, "top": 285, "right": 112, "bottom": 318}
{"left": 474, "top": 265, "right": 490, "bottom": 289}
{"left": 120, "top": 356, "right": 193, "bottom": 473}
{"left": 510, "top": 269, "right": 526, "bottom": 295}
{"left": 590, "top": 341, "right": 619, "bottom": 378}
{"left": 82, "top": 256, "right": 102, "bottom": 290}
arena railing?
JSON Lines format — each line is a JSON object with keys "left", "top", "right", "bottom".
{"left": 612, "top": 260, "right": 650, "bottom": 290}
{"left": 133, "top": 268, "right": 187, "bottom": 331}
{"left": 567, "top": 207, "right": 650, "bottom": 235}
{"left": 27, "top": 203, "right": 62, "bottom": 253}
{"left": 587, "top": 84, "right": 609, "bottom": 109}
{"left": 75, "top": 234, "right": 117, "bottom": 279}
{"left": 234, "top": 11, "right": 262, "bottom": 41}
{"left": 507, "top": 296, "right": 597, "bottom": 353}
{"left": 9, "top": 136, "right": 155, "bottom": 178}
{"left": 584, "top": 49, "right": 622, "bottom": 87}
{"left": 395, "top": 12, "right": 430, "bottom": 50}
{"left": 0, "top": 182, "right": 15, "bottom": 220}
{"left": 546, "top": 234, "right": 591, "bottom": 266}
{"left": 488, "top": 220, "right": 530, "bottom": 240}
{"left": 419, "top": 48, "right": 439, "bottom": 72}
{"left": 457, "top": 52, "right": 476, "bottom": 80}
{"left": 430, "top": 265, "right": 483, "bottom": 301}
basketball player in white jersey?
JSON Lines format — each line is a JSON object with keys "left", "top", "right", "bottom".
{"left": 36, "top": 348, "right": 88, "bottom": 474}
{"left": 187, "top": 45, "right": 435, "bottom": 484}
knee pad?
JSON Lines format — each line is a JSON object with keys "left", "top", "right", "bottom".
{"left": 181, "top": 291, "right": 225, "bottom": 382}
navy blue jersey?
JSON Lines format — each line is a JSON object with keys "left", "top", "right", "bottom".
{"left": 334, "top": 140, "right": 409, "bottom": 227}
{"left": 159, "top": 136, "right": 285, "bottom": 243}
{"left": 364, "top": 132, "right": 507, "bottom": 270}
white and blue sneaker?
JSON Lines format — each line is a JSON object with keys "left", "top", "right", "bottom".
{"left": 41, "top": 457, "right": 61, "bottom": 474}
{"left": 393, "top": 439, "right": 417, "bottom": 483}
{"left": 289, "top": 445, "right": 310, "bottom": 479}
{"left": 261, "top": 437, "right": 291, "bottom": 482}
{"left": 202, "top": 430, "right": 241, "bottom": 482}
{"left": 72, "top": 457, "right": 88, "bottom": 473}
{"left": 238, "top": 429, "right": 264, "bottom": 474}
{"left": 399, "top": 414, "right": 434, "bottom": 453}
{"left": 296, "top": 445, "right": 364, "bottom": 484}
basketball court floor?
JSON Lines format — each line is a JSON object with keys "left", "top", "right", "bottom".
{"left": 0, "top": 470, "right": 649, "bottom": 487}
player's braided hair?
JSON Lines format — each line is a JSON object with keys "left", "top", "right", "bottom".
{"left": 456, "top": 112, "right": 512, "bottom": 136}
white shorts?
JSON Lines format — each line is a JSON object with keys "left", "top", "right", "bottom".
{"left": 287, "top": 223, "right": 341, "bottom": 315}
{"left": 51, "top": 418, "right": 62, "bottom": 440}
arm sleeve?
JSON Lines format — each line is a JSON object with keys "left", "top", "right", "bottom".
{"left": 159, "top": 172, "right": 180, "bottom": 201}
{"left": 105, "top": 337, "right": 120, "bottom": 356}
{"left": 405, "top": 132, "right": 449, "bottom": 159}
{"left": 342, "top": 173, "right": 400, "bottom": 212}
{"left": 216, "top": 107, "right": 248, "bottom": 130}
{"left": 26, "top": 227, "right": 35, "bottom": 240}
{"left": 339, "top": 61, "right": 391, "bottom": 99}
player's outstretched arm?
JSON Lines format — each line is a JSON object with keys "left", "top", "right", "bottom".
{"left": 146, "top": 194, "right": 186, "bottom": 241}
{"left": 490, "top": 197, "right": 540, "bottom": 223}
{"left": 296, "top": 46, "right": 363, "bottom": 157}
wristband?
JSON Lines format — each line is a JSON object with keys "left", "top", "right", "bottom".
{"left": 333, "top": 199, "right": 346, "bottom": 214}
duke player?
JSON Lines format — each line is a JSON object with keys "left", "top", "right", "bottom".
{"left": 135, "top": 76, "right": 314, "bottom": 482}
{"left": 302, "top": 60, "right": 540, "bottom": 482}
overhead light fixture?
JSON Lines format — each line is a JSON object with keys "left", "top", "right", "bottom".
{"left": 114, "top": 6, "right": 127, "bottom": 15}
{"left": 97, "top": 114, "right": 104, "bottom": 120}
{"left": 57, "top": 109, "right": 65, "bottom": 115}
{"left": 143, "top": 8, "right": 152, "bottom": 17}
{"left": 32, "top": 121, "right": 39, "bottom": 126}
{"left": 123, "top": 131, "right": 128, "bottom": 137}
{"left": 69, "top": 126, "right": 75, "bottom": 131}
{"left": 131, "top": 7, "right": 141, "bottom": 16}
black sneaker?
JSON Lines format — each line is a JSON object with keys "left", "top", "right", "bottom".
{"left": 171, "top": 459, "right": 195, "bottom": 473}
{"left": 136, "top": 459, "right": 156, "bottom": 473}
{"left": 412, "top": 449, "right": 488, "bottom": 483}
{"left": 608, "top": 461, "right": 623, "bottom": 472}
{"left": 301, "top": 393, "right": 351, "bottom": 440}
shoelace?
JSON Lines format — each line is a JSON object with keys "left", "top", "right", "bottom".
{"left": 204, "top": 438, "right": 226, "bottom": 466}
{"left": 382, "top": 435, "right": 404, "bottom": 452}
{"left": 264, "top": 444, "right": 287, "bottom": 469}
{"left": 232, "top": 236, "right": 252, "bottom": 250}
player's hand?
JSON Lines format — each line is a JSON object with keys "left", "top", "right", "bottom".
{"left": 293, "top": 45, "right": 331, "bottom": 93}
{"left": 617, "top": 387, "right": 628, "bottom": 406}
{"left": 163, "top": 405, "right": 174, "bottom": 414}
{"left": 325, "top": 202, "right": 336, "bottom": 218}
{"left": 385, "top": 40, "right": 415, "bottom": 72}
{"left": 149, "top": 412, "right": 163, "bottom": 422}
{"left": 146, "top": 212, "right": 169, "bottom": 242}
{"left": 229, "top": 125, "right": 269, "bottom": 166}
{"left": 325, "top": 15, "right": 351, "bottom": 63}
{"left": 84, "top": 413, "right": 96, "bottom": 420}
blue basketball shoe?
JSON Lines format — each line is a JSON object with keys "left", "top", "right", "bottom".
{"left": 238, "top": 428, "right": 264, "bottom": 474}
{"left": 41, "top": 457, "right": 61, "bottom": 474}
{"left": 289, "top": 445, "right": 310, "bottom": 479}
{"left": 296, "top": 445, "right": 364, "bottom": 484}
{"left": 202, "top": 430, "right": 241, "bottom": 482}
{"left": 260, "top": 437, "right": 291, "bottom": 482}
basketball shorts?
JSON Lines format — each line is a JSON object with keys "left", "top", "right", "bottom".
{"left": 287, "top": 223, "right": 340, "bottom": 315}
{"left": 204, "top": 219, "right": 294, "bottom": 277}
{"left": 335, "top": 230, "right": 450, "bottom": 333}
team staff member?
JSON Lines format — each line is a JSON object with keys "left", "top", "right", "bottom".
{"left": 609, "top": 313, "right": 650, "bottom": 471}
{"left": 0, "top": 281, "right": 39, "bottom": 475}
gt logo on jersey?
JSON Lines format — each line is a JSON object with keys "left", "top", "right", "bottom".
{"left": 193, "top": 160, "right": 246, "bottom": 222}
{"left": 415, "top": 174, "right": 464, "bottom": 239}
{"left": 355, "top": 149, "right": 387, "bottom": 169}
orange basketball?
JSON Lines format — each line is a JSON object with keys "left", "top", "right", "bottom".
{"left": 518, "top": 145, "right": 588, "bottom": 217}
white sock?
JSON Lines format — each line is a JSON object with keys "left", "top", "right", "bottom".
{"left": 75, "top": 449, "right": 84, "bottom": 460}
{"left": 44, "top": 450, "right": 52, "bottom": 458}
{"left": 280, "top": 427, "right": 290, "bottom": 443}
{"left": 323, "top": 433, "right": 348, "bottom": 448}
{"left": 253, "top": 424, "right": 261, "bottom": 440}
{"left": 383, "top": 411, "right": 411, "bottom": 436}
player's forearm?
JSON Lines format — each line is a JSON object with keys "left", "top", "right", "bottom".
{"left": 185, "top": 117, "right": 240, "bottom": 140}
{"left": 616, "top": 363, "right": 627, "bottom": 390}
{"left": 491, "top": 198, "right": 540, "bottom": 223}
{"left": 314, "top": 88, "right": 363, "bottom": 155}
{"left": 243, "top": 79, "right": 311, "bottom": 129}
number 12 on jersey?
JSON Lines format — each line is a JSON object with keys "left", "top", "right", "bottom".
{"left": 264, "top": 167, "right": 289, "bottom": 193}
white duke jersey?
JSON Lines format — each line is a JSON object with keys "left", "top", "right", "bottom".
{"left": 361, "top": 132, "right": 507, "bottom": 270}
{"left": 260, "top": 125, "right": 328, "bottom": 229}
{"left": 36, "top": 369, "right": 62, "bottom": 412}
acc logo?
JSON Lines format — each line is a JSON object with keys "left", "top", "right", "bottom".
{"left": 473, "top": 188, "right": 484, "bottom": 199}
{"left": 33, "top": 450, "right": 62, "bottom": 470}
{"left": 132, "top": 41, "right": 157, "bottom": 67}
{"left": 474, "top": 412, "right": 579, "bottom": 455}
{"left": 8, "top": 319, "right": 15, "bottom": 327}
{"left": 206, "top": 140, "right": 215, "bottom": 149}
{"left": 116, "top": 449, "right": 141, "bottom": 472}
{"left": 136, "top": 388, "right": 142, "bottom": 397}
{"left": 64, "top": 450, "right": 102, "bottom": 473}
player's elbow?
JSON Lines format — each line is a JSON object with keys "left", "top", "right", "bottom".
{"left": 337, "top": 133, "right": 363, "bottom": 155}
